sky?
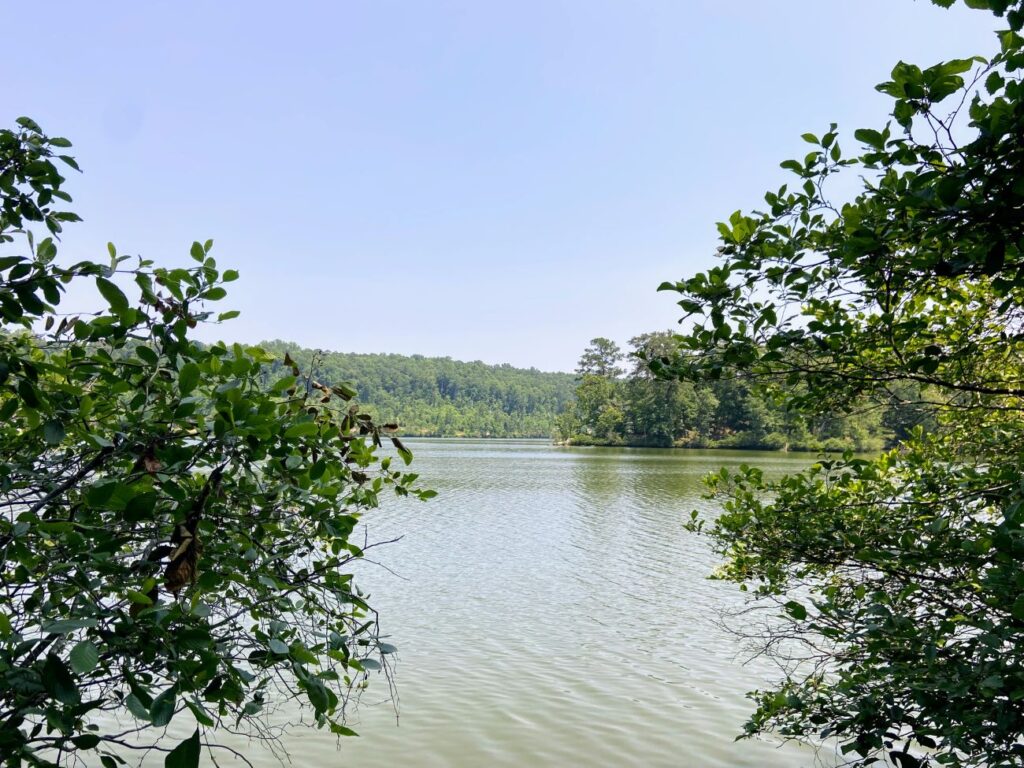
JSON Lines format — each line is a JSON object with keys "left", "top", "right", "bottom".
{"left": 2, "top": 1, "right": 1002, "bottom": 372}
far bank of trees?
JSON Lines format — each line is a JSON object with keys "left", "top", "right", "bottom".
{"left": 259, "top": 342, "right": 576, "bottom": 438}
{"left": 257, "top": 336, "right": 928, "bottom": 451}
{"left": 556, "top": 333, "right": 925, "bottom": 451}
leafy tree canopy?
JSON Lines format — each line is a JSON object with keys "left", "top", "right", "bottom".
{"left": 0, "top": 119, "right": 429, "bottom": 767}
{"left": 258, "top": 342, "right": 576, "bottom": 439}
{"left": 657, "top": 1, "right": 1024, "bottom": 766}
{"left": 575, "top": 337, "right": 624, "bottom": 379}
{"left": 559, "top": 332, "right": 889, "bottom": 451}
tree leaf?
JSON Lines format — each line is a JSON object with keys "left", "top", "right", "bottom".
{"left": 95, "top": 277, "right": 129, "bottom": 313}
{"left": 178, "top": 363, "right": 201, "bottom": 396}
{"left": 42, "top": 653, "right": 80, "bottom": 705}
{"left": 150, "top": 687, "right": 176, "bottom": 727}
{"left": 72, "top": 733, "right": 101, "bottom": 749}
{"left": 69, "top": 641, "right": 100, "bottom": 674}
{"left": 284, "top": 422, "right": 318, "bottom": 439}
{"left": 43, "top": 618, "right": 98, "bottom": 634}
{"left": 784, "top": 601, "right": 807, "bottom": 620}
{"left": 164, "top": 729, "right": 201, "bottom": 768}
{"left": 305, "top": 680, "right": 331, "bottom": 713}
{"left": 42, "top": 419, "right": 65, "bottom": 445}
{"left": 329, "top": 721, "right": 358, "bottom": 737}
{"left": 125, "top": 693, "right": 151, "bottom": 721}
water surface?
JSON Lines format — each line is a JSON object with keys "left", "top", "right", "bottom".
{"left": 265, "top": 439, "right": 825, "bottom": 767}
{"left": 172, "top": 440, "right": 831, "bottom": 766}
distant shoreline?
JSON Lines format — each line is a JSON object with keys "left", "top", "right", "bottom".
{"left": 401, "top": 435, "right": 862, "bottom": 453}
{"left": 558, "top": 438, "right": 844, "bottom": 452}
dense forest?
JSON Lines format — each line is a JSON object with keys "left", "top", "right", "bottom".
{"left": 255, "top": 336, "right": 922, "bottom": 451}
{"left": 258, "top": 341, "right": 576, "bottom": 438}
{"left": 555, "top": 333, "right": 928, "bottom": 451}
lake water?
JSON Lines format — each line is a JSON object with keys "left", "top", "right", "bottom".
{"left": 136, "top": 439, "right": 835, "bottom": 766}
{"left": 226, "top": 438, "right": 825, "bottom": 768}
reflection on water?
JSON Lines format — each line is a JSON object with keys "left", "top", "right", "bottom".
{"left": 162, "top": 440, "right": 833, "bottom": 767}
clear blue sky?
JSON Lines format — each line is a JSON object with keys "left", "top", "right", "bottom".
{"left": 3, "top": 1, "right": 1000, "bottom": 372}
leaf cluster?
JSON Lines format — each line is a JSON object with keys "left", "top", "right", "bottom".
{"left": 0, "top": 120, "right": 427, "bottom": 767}
{"left": 660, "top": 1, "right": 1024, "bottom": 765}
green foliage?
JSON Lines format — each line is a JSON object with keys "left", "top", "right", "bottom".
{"left": 258, "top": 341, "right": 576, "bottom": 439}
{"left": 659, "top": 1, "right": 1024, "bottom": 765}
{"left": 558, "top": 332, "right": 889, "bottom": 451}
{"left": 575, "top": 337, "right": 624, "bottom": 378}
{"left": 0, "top": 120, "right": 429, "bottom": 766}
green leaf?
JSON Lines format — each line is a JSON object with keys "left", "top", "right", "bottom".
{"left": 269, "top": 638, "right": 289, "bottom": 655}
{"left": 784, "top": 601, "right": 807, "bottom": 621}
{"left": 72, "top": 733, "right": 101, "bottom": 749}
{"left": 164, "top": 729, "right": 201, "bottom": 768}
{"left": 18, "top": 379, "right": 41, "bottom": 408}
{"left": 43, "top": 618, "right": 98, "bottom": 634}
{"left": 284, "top": 421, "right": 319, "bottom": 439}
{"left": 986, "top": 71, "right": 1005, "bottom": 94}
{"left": 1010, "top": 594, "right": 1024, "bottom": 621}
{"left": 178, "top": 363, "right": 201, "bottom": 396}
{"left": 42, "top": 419, "right": 65, "bottom": 445}
{"left": 332, "top": 382, "right": 358, "bottom": 400}
{"left": 392, "top": 436, "right": 413, "bottom": 465}
{"left": 190, "top": 242, "right": 205, "bottom": 262}
{"left": 69, "top": 641, "right": 100, "bottom": 674}
{"left": 201, "top": 287, "right": 227, "bottom": 301}
{"left": 305, "top": 680, "right": 332, "bottom": 713}
{"left": 853, "top": 128, "right": 885, "bottom": 150}
{"left": 150, "top": 687, "right": 176, "bottom": 727}
{"left": 329, "top": 722, "right": 359, "bottom": 737}
{"left": 42, "top": 653, "right": 80, "bottom": 705}
{"left": 16, "top": 116, "right": 42, "bottom": 131}
{"left": 186, "top": 699, "right": 215, "bottom": 727}
{"left": 125, "top": 693, "right": 151, "bottom": 721}
{"left": 290, "top": 643, "right": 320, "bottom": 665}
{"left": 95, "top": 277, "right": 129, "bottom": 313}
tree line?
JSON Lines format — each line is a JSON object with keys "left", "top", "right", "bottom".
{"left": 258, "top": 341, "right": 576, "bottom": 438}
{"left": 255, "top": 336, "right": 932, "bottom": 451}
{"left": 555, "top": 333, "right": 928, "bottom": 451}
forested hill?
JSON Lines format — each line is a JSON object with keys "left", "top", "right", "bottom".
{"left": 259, "top": 341, "right": 576, "bottom": 438}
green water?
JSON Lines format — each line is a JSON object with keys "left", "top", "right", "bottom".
{"left": 165, "top": 440, "right": 835, "bottom": 766}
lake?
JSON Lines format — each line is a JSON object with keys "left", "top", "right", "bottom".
{"left": 180, "top": 439, "right": 833, "bottom": 767}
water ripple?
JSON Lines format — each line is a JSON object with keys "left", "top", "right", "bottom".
{"left": 196, "top": 440, "right": 831, "bottom": 768}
